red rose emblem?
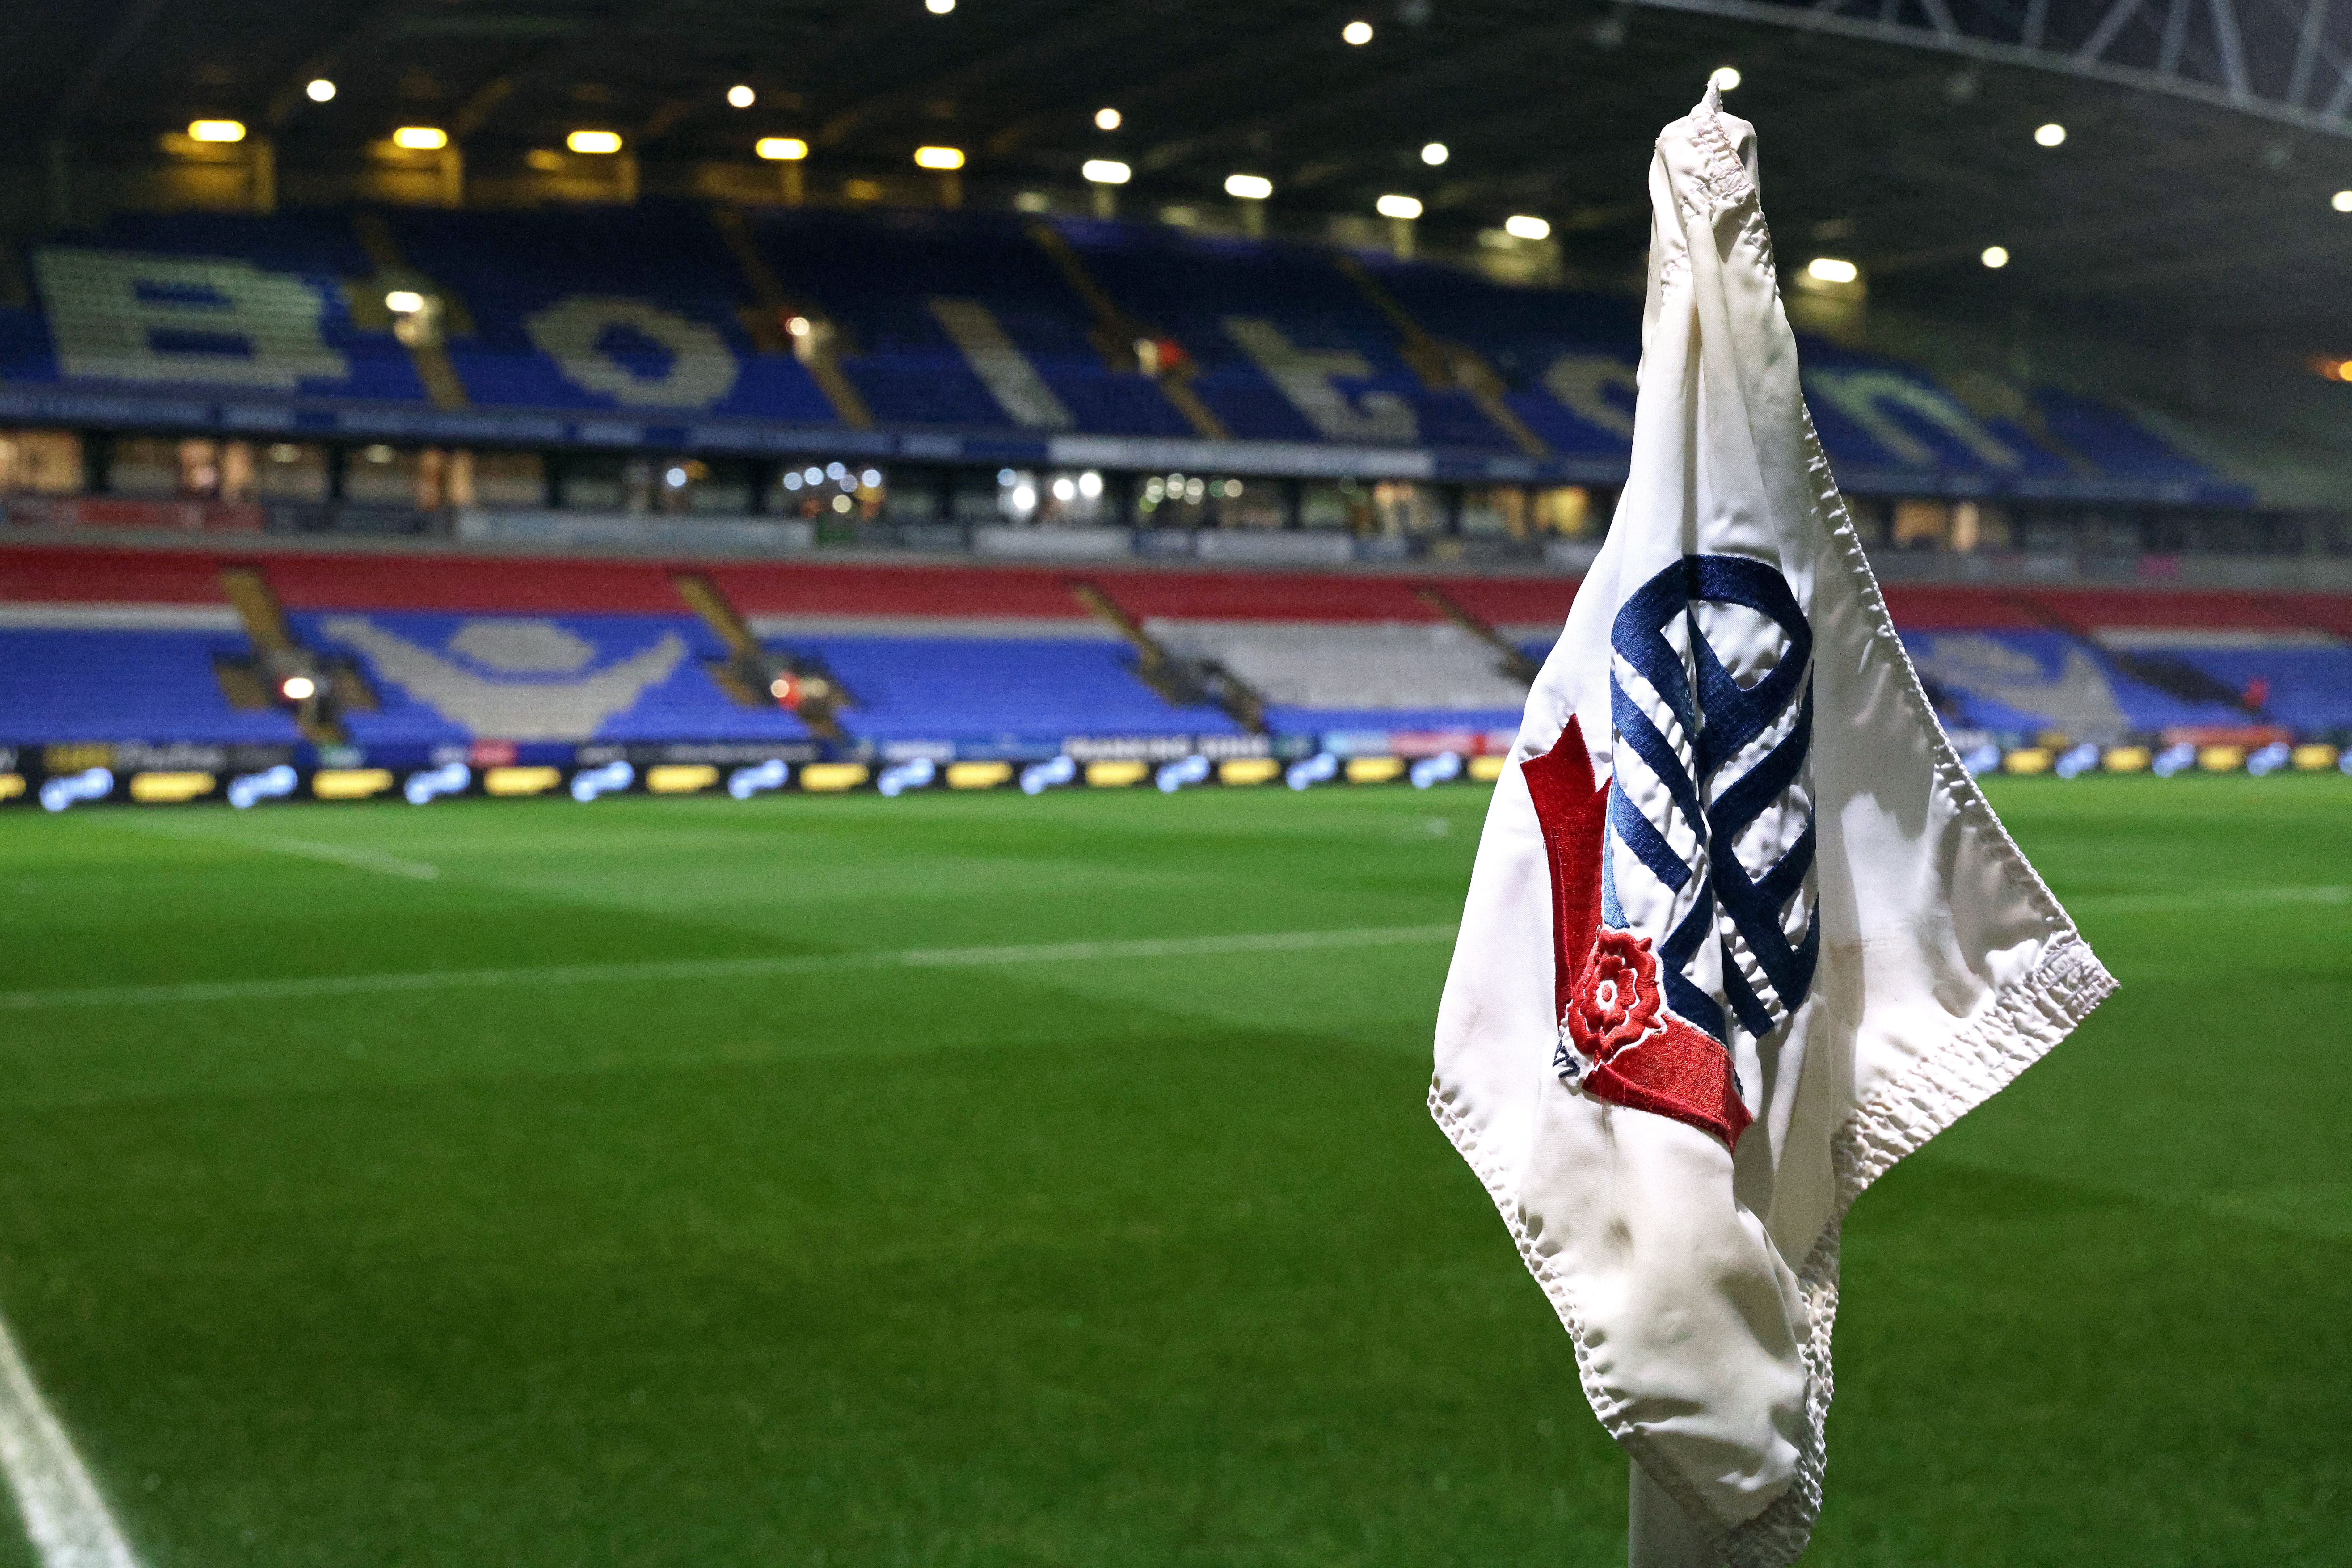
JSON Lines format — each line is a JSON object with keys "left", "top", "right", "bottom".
{"left": 1565, "top": 928, "right": 1663, "bottom": 1063}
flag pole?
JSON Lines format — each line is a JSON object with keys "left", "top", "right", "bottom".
{"left": 1629, "top": 1461, "right": 1722, "bottom": 1568}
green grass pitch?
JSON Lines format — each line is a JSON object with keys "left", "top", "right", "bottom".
{"left": 0, "top": 776, "right": 2344, "bottom": 1567}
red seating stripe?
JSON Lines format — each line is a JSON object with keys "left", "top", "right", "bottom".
{"left": 1, "top": 542, "right": 2345, "bottom": 633}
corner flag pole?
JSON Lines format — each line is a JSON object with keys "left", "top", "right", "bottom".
{"left": 1630, "top": 1462, "right": 1722, "bottom": 1568}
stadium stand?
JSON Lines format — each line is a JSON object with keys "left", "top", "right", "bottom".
{"left": 0, "top": 204, "right": 2240, "bottom": 504}
{"left": 2, "top": 543, "right": 2344, "bottom": 776}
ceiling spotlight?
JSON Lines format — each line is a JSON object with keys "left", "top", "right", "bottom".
{"left": 1980, "top": 245, "right": 2010, "bottom": 269}
{"left": 1342, "top": 20, "right": 1374, "bottom": 45}
{"left": 392, "top": 126, "right": 448, "bottom": 150}
{"left": 1082, "top": 159, "right": 1131, "bottom": 184}
{"left": 2333, "top": 189, "right": 2352, "bottom": 212}
{"left": 1710, "top": 65, "right": 1742, "bottom": 92}
{"left": 1095, "top": 107, "right": 1122, "bottom": 131}
{"left": 2034, "top": 122, "right": 2067, "bottom": 147}
{"left": 926, "top": 0, "right": 955, "bottom": 12}
{"left": 1420, "top": 141, "right": 1448, "bottom": 166}
{"left": 1504, "top": 213, "right": 1551, "bottom": 241}
{"left": 384, "top": 289, "right": 426, "bottom": 313}
{"left": 188, "top": 120, "right": 247, "bottom": 143}
{"left": 914, "top": 145, "right": 965, "bottom": 169}
{"left": 756, "top": 136, "right": 808, "bottom": 161}
{"left": 1806, "top": 256, "right": 1860, "bottom": 285}
{"left": 306, "top": 79, "right": 336, "bottom": 103}
{"left": 1225, "top": 173, "right": 1273, "bottom": 200}
{"left": 566, "top": 129, "right": 623, "bottom": 154}
{"left": 727, "top": 84, "right": 755, "bottom": 109}
{"left": 1376, "top": 193, "right": 1423, "bottom": 220}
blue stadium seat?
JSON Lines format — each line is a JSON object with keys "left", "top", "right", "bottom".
{"left": 746, "top": 207, "right": 1195, "bottom": 435}
{"left": 1052, "top": 219, "right": 1515, "bottom": 450}
{"left": 0, "top": 628, "right": 303, "bottom": 744}
{"left": 386, "top": 203, "right": 838, "bottom": 421}
{"left": 783, "top": 634, "right": 1236, "bottom": 741}
{"left": 294, "top": 610, "right": 812, "bottom": 744}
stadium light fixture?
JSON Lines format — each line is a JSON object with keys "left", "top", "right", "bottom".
{"left": 393, "top": 126, "right": 449, "bottom": 150}
{"left": 756, "top": 136, "right": 808, "bottom": 161}
{"left": 1710, "top": 65, "right": 1742, "bottom": 92}
{"left": 926, "top": 0, "right": 955, "bottom": 13}
{"left": 567, "top": 130, "right": 623, "bottom": 154}
{"left": 2333, "top": 189, "right": 2352, "bottom": 212}
{"left": 1225, "top": 173, "right": 1273, "bottom": 200}
{"left": 1421, "top": 141, "right": 1449, "bottom": 166}
{"left": 2034, "top": 122, "right": 2066, "bottom": 147}
{"left": 384, "top": 289, "right": 426, "bottom": 313}
{"left": 786, "top": 314, "right": 811, "bottom": 336}
{"left": 1504, "top": 213, "right": 1551, "bottom": 240}
{"left": 914, "top": 145, "right": 964, "bottom": 170}
{"left": 1806, "top": 255, "right": 1859, "bottom": 285}
{"left": 1342, "top": 20, "right": 1374, "bottom": 45}
{"left": 1095, "top": 107, "right": 1122, "bottom": 131}
{"left": 1077, "top": 470, "right": 1103, "bottom": 498}
{"left": 279, "top": 674, "right": 317, "bottom": 702}
{"left": 306, "top": 79, "right": 336, "bottom": 103}
{"left": 1082, "top": 159, "right": 1131, "bottom": 184}
{"left": 1980, "top": 245, "right": 2010, "bottom": 268}
{"left": 1376, "top": 194, "right": 1423, "bottom": 220}
{"left": 188, "top": 120, "right": 247, "bottom": 143}
{"left": 727, "top": 84, "right": 755, "bottom": 108}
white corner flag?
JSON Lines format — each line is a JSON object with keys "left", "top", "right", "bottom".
{"left": 1430, "top": 89, "right": 2115, "bottom": 1567}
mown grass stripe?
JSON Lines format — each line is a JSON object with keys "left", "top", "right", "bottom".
{"left": 0, "top": 925, "right": 1461, "bottom": 1013}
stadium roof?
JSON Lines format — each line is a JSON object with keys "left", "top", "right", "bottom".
{"left": 10, "top": 0, "right": 2352, "bottom": 346}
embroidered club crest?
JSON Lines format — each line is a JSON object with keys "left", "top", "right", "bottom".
{"left": 1523, "top": 553, "right": 1817, "bottom": 1150}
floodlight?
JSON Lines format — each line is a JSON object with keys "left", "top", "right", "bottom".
{"left": 567, "top": 130, "right": 623, "bottom": 154}
{"left": 279, "top": 674, "right": 317, "bottom": 702}
{"left": 1980, "top": 245, "right": 2010, "bottom": 268}
{"left": 1342, "top": 20, "right": 1374, "bottom": 44}
{"left": 384, "top": 289, "right": 425, "bottom": 313}
{"left": 786, "top": 314, "right": 811, "bottom": 336}
{"left": 1421, "top": 142, "right": 1448, "bottom": 166}
{"left": 1224, "top": 173, "right": 1273, "bottom": 200}
{"left": 757, "top": 137, "right": 809, "bottom": 161}
{"left": 1376, "top": 194, "right": 1422, "bottom": 220}
{"left": 926, "top": 0, "right": 955, "bottom": 12}
{"left": 393, "top": 126, "right": 448, "bottom": 150}
{"left": 1710, "top": 66, "right": 1741, "bottom": 92}
{"left": 1095, "top": 107, "right": 1122, "bottom": 130}
{"left": 306, "top": 79, "right": 337, "bottom": 103}
{"left": 1077, "top": 470, "right": 1103, "bottom": 498}
{"left": 727, "top": 84, "right": 755, "bottom": 108}
{"left": 1083, "top": 159, "right": 1130, "bottom": 184}
{"left": 189, "top": 120, "right": 246, "bottom": 143}
{"left": 1504, "top": 214, "right": 1550, "bottom": 240}
{"left": 914, "top": 145, "right": 964, "bottom": 169}
{"left": 2034, "top": 122, "right": 2066, "bottom": 147}
{"left": 1806, "top": 256, "right": 1859, "bottom": 284}
{"left": 2333, "top": 189, "right": 2352, "bottom": 213}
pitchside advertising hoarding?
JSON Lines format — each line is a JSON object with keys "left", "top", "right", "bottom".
{"left": 2, "top": 722, "right": 2342, "bottom": 812}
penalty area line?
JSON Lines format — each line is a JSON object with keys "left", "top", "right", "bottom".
{"left": 0, "top": 924, "right": 1461, "bottom": 1013}
{"left": 0, "top": 1311, "right": 139, "bottom": 1568}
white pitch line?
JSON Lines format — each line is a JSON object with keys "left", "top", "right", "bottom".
{"left": 113, "top": 820, "right": 441, "bottom": 882}
{"left": 0, "top": 924, "right": 1460, "bottom": 1013}
{"left": 234, "top": 835, "right": 441, "bottom": 881}
{"left": 0, "top": 1311, "right": 139, "bottom": 1568}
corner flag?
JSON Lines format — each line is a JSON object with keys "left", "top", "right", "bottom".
{"left": 1430, "top": 88, "right": 2114, "bottom": 1566}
